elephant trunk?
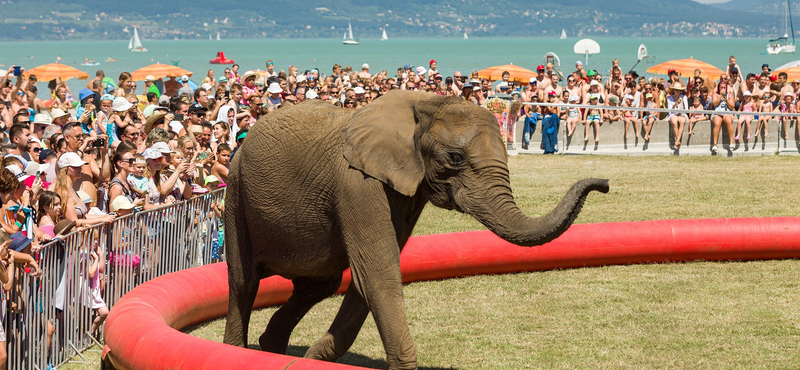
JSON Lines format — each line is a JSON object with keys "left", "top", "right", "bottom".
{"left": 464, "top": 178, "right": 609, "bottom": 247}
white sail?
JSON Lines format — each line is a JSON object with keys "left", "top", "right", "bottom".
{"left": 560, "top": 29, "right": 567, "bottom": 39}
{"left": 216, "top": 32, "right": 221, "bottom": 41}
{"left": 463, "top": 32, "right": 468, "bottom": 40}
{"left": 209, "top": 34, "right": 212, "bottom": 41}
{"left": 381, "top": 29, "right": 388, "bottom": 41}
{"left": 129, "top": 27, "right": 147, "bottom": 52}
{"left": 767, "top": 0, "right": 796, "bottom": 54}
{"left": 343, "top": 21, "right": 359, "bottom": 45}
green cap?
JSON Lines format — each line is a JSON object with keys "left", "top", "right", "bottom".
{"left": 586, "top": 70, "right": 597, "bottom": 77}
{"left": 236, "top": 131, "right": 247, "bottom": 141}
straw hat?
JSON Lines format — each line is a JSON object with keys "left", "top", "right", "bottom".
{"left": 672, "top": 82, "right": 686, "bottom": 91}
{"left": 49, "top": 108, "right": 69, "bottom": 120}
{"left": 144, "top": 111, "right": 168, "bottom": 134}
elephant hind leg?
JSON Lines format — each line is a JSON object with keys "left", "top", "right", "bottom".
{"left": 305, "top": 282, "right": 370, "bottom": 362}
{"left": 259, "top": 275, "right": 343, "bottom": 354}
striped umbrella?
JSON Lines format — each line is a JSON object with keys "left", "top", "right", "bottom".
{"left": 130, "top": 63, "right": 193, "bottom": 81}
{"left": 478, "top": 64, "right": 538, "bottom": 85}
{"left": 646, "top": 58, "right": 725, "bottom": 80}
{"left": 24, "top": 63, "right": 90, "bottom": 81}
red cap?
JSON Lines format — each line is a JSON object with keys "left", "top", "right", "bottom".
{"left": 668, "top": 69, "right": 677, "bottom": 75}
{"left": 430, "top": 59, "right": 436, "bottom": 65}
{"left": 547, "top": 90, "right": 556, "bottom": 96}
{"left": 537, "top": 65, "right": 545, "bottom": 71}
{"left": 770, "top": 74, "right": 778, "bottom": 82}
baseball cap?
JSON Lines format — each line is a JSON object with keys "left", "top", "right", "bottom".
{"left": 5, "top": 165, "right": 30, "bottom": 183}
{"left": 38, "top": 149, "right": 56, "bottom": 163}
{"left": 353, "top": 86, "right": 365, "bottom": 95}
{"left": 100, "top": 93, "right": 116, "bottom": 102}
{"left": 537, "top": 65, "right": 545, "bottom": 72}
{"left": 586, "top": 70, "right": 597, "bottom": 77}
{"left": 667, "top": 69, "right": 677, "bottom": 75}
{"left": 158, "top": 95, "right": 170, "bottom": 105}
{"left": 181, "top": 75, "right": 189, "bottom": 82}
{"left": 429, "top": 59, "right": 436, "bottom": 65}
{"left": 547, "top": 90, "right": 556, "bottom": 96}
{"left": 762, "top": 63, "right": 771, "bottom": 71}
{"left": 204, "top": 175, "right": 220, "bottom": 185}
{"left": 403, "top": 64, "right": 412, "bottom": 70}
{"left": 188, "top": 103, "right": 208, "bottom": 113}
{"left": 362, "top": 63, "right": 369, "bottom": 69}
{"left": 57, "top": 152, "right": 88, "bottom": 169}
{"left": 151, "top": 142, "right": 175, "bottom": 154}
{"left": 306, "top": 90, "right": 318, "bottom": 99}
{"left": 76, "top": 190, "right": 93, "bottom": 204}
{"left": 575, "top": 61, "right": 583, "bottom": 66}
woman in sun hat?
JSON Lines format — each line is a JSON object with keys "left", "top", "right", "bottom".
{"left": 666, "top": 82, "right": 689, "bottom": 150}
{"left": 53, "top": 152, "right": 114, "bottom": 226}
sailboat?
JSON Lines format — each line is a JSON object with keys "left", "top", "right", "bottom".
{"left": 381, "top": 29, "right": 388, "bottom": 41}
{"left": 767, "top": 0, "right": 795, "bottom": 54}
{"left": 343, "top": 21, "right": 359, "bottom": 45}
{"left": 463, "top": 32, "right": 468, "bottom": 40}
{"left": 560, "top": 29, "right": 567, "bottom": 40}
{"left": 128, "top": 27, "right": 148, "bottom": 52}
{"left": 216, "top": 32, "right": 221, "bottom": 41}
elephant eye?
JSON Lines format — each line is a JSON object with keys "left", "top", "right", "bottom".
{"left": 448, "top": 152, "right": 466, "bottom": 166}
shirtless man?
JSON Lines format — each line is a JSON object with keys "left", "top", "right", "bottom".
{"left": 533, "top": 65, "right": 551, "bottom": 101}
{"left": 738, "top": 73, "right": 757, "bottom": 106}
{"left": 544, "top": 77, "right": 563, "bottom": 101}
{"left": 752, "top": 74, "right": 771, "bottom": 98}
{"left": 778, "top": 72, "right": 794, "bottom": 99}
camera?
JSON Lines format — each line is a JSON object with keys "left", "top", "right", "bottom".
{"left": 174, "top": 113, "right": 184, "bottom": 121}
{"left": 92, "top": 138, "right": 105, "bottom": 148}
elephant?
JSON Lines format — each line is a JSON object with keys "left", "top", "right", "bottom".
{"left": 223, "top": 90, "right": 609, "bottom": 370}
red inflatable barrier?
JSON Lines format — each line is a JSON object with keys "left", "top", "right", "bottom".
{"left": 103, "top": 218, "right": 800, "bottom": 369}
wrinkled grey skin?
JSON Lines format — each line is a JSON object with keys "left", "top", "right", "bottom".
{"left": 223, "top": 90, "right": 609, "bottom": 370}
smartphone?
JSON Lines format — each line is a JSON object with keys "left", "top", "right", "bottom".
{"left": 198, "top": 152, "right": 209, "bottom": 160}
{"left": 92, "top": 138, "right": 106, "bottom": 148}
{"left": 174, "top": 113, "right": 184, "bottom": 121}
{"left": 13, "top": 66, "right": 21, "bottom": 77}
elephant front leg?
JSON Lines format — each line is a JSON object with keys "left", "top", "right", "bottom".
{"left": 348, "top": 240, "right": 418, "bottom": 370}
{"left": 305, "top": 282, "right": 371, "bottom": 361}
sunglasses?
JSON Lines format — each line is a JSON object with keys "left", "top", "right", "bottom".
{"left": 17, "top": 92, "right": 25, "bottom": 96}
{"left": 33, "top": 147, "right": 41, "bottom": 153}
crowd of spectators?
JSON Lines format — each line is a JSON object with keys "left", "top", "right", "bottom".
{"left": 0, "top": 53, "right": 794, "bottom": 364}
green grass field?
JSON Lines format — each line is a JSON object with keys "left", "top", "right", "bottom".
{"left": 77, "top": 155, "right": 800, "bottom": 369}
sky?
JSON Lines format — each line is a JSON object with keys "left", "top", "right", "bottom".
{"left": 691, "top": 0, "right": 730, "bottom": 3}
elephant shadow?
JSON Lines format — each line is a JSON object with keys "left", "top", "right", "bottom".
{"left": 242, "top": 344, "right": 458, "bottom": 369}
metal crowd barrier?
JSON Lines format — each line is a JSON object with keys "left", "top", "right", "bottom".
{"left": 4, "top": 188, "right": 226, "bottom": 370}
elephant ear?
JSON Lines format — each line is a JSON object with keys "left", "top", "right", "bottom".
{"left": 342, "top": 91, "right": 433, "bottom": 197}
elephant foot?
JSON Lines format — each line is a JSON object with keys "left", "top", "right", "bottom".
{"left": 259, "top": 331, "right": 288, "bottom": 354}
{"left": 304, "top": 333, "right": 345, "bottom": 362}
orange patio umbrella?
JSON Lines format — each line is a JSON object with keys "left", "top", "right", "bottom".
{"left": 478, "top": 64, "right": 537, "bottom": 85}
{"left": 646, "top": 58, "right": 725, "bottom": 81}
{"left": 24, "top": 63, "right": 89, "bottom": 82}
{"left": 771, "top": 66, "right": 800, "bottom": 81}
{"left": 130, "top": 63, "right": 193, "bottom": 81}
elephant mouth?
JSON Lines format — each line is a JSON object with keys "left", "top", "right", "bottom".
{"left": 445, "top": 184, "right": 465, "bottom": 213}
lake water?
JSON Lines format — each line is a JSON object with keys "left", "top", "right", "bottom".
{"left": 1, "top": 37, "right": 798, "bottom": 94}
